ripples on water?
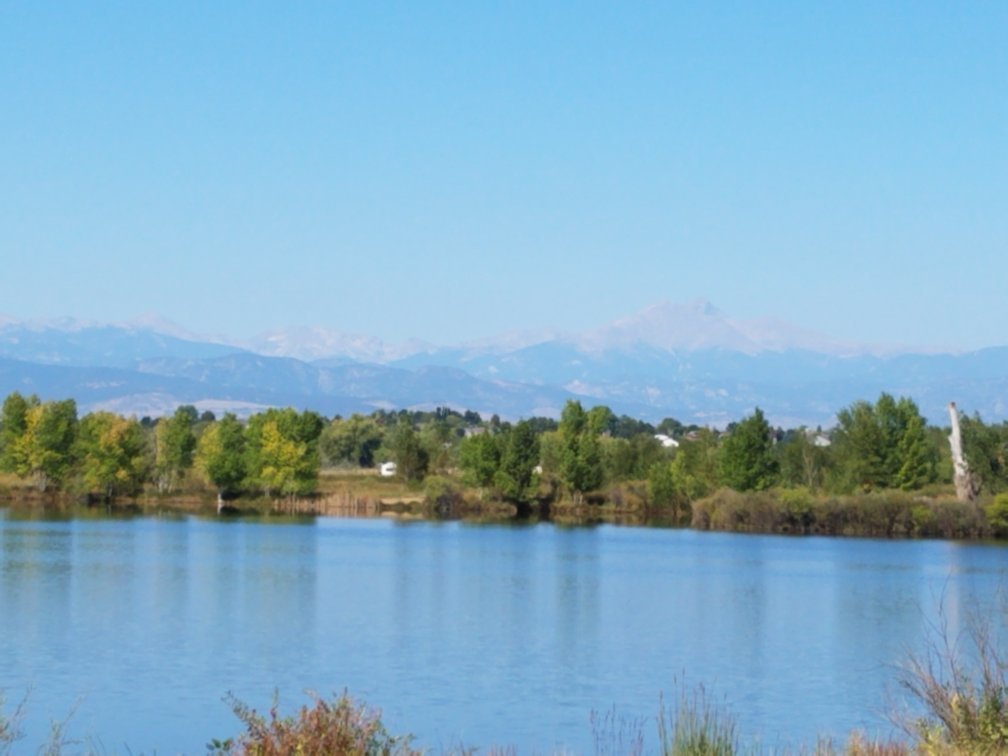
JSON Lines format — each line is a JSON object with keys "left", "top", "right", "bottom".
{"left": 1, "top": 508, "right": 1006, "bottom": 752}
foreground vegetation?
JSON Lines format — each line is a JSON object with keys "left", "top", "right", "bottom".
{"left": 2, "top": 390, "right": 1007, "bottom": 538}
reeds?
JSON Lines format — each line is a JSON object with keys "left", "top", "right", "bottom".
{"left": 657, "top": 685, "right": 741, "bottom": 756}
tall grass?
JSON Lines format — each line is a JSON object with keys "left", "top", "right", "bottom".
{"left": 0, "top": 692, "right": 25, "bottom": 755}
{"left": 895, "top": 599, "right": 1008, "bottom": 753}
{"left": 657, "top": 684, "right": 741, "bottom": 756}
{"left": 590, "top": 704, "right": 646, "bottom": 755}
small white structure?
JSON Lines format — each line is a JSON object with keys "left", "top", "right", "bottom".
{"left": 654, "top": 434, "right": 679, "bottom": 449}
{"left": 379, "top": 461, "right": 398, "bottom": 477}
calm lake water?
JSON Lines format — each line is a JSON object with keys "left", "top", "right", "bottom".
{"left": 2, "top": 508, "right": 1007, "bottom": 753}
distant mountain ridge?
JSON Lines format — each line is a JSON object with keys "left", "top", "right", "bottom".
{"left": 240, "top": 299, "right": 868, "bottom": 363}
{"left": 0, "top": 302, "right": 1003, "bottom": 427}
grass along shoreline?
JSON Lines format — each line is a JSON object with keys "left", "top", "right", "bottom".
{"left": 2, "top": 469, "right": 1005, "bottom": 541}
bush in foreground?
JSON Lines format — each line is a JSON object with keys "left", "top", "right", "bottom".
{"left": 212, "top": 690, "right": 420, "bottom": 756}
{"left": 896, "top": 606, "right": 1008, "bottom": 753}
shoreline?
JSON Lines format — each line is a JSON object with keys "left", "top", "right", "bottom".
{"left": 0, "top": 483, "right": 999, "bottom": 543}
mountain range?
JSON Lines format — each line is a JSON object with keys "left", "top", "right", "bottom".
{"left": 0, "top": 300, "right": 1004, "bottom": 428}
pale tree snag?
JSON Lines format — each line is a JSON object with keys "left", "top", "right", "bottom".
{"left": 948, "top": 402, "right": 978, "bottom": 502}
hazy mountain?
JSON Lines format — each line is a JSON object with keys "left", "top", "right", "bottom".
{"left": 247, "top": 326, "right": 434, "bottom": 363}
{"left": 571, "top": 299, "right": 860, "bottom": 355}
{"left": 0, "top": 319, "right": 243, "bottom": 368}
{"left": 0, "top": 304, "right": 1004, "bottom": 427}
{"left": 246, "top": 300, "right": 868, "bottom": 364}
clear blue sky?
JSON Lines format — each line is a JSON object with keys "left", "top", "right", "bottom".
{"left": 1, "top": 2, "right": 1005, "bottom": 348}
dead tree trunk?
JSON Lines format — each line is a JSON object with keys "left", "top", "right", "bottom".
{"left": 948, "top": 402, "right": 978, "bottom": 502}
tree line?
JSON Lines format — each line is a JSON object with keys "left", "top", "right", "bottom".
{"left": 1, "top": 390, "right": 1006, "bottom": 512}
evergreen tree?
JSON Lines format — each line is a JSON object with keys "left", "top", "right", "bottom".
{"left": 833, "top": 394, "right": 937, "bottom": 492}
{"left": 495, "top": 420, "right": 540, "bottom": 503}
{"left": 719, "top": 407, "right": 777, "bottom": 492}
{"left": 558, "top": 400, "right": 604, "bottom": 502}
{"left": 834, "top": 399, "right": 887, "bottom": 490}
{"left": 896, "top": 413, "right": 935, "bottom": 489}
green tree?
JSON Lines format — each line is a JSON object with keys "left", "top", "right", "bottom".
{"left": 833, "top": 394, "right": 936, "bottom": 492}
{"left": 719, "top": 407, "right": 777, "bottom": 492}
{"left": 153, "top": 406, "right": 197, "bottom": 493}
{"left": 776, "top": 429, "right": 830, "bottom": 490}
{"left": 319, "top": 414, "right": 384, "bottom": 468}
{"left": 895, "top": 412, "right": 936, "bottom": 490}
{"left": 670, "top": 428, "right": 722, "bottom": 499}
{"left": 495, "top": 420, "right": 540, "bottom": 503}
{"left": 195, "top": 413, "right": 247, "bottom": 502}
{"left": 833, "top": 399, "right": 888, "bottom": 491}
{"left": 960, "top": 413, "right": 1008, "bottom": 494}
{"left": 0, "top": 391, "right": 38, "bottom": 472}
{"left": 419, "top": 416, "right": 455, "bottom": 475}
{"left": 458, "top": 431, "right": 501, "bottom": 493}
{"left": 656, "top": 417, "right": 685, "bottom": 438}
{"left": 537, "top": 429, "right": 565, "bottom": 499}
{"left": 12, "top": 399, "right": 78, "bottom": 492}
{"left": 611, "top": 415, "right": 656, "bottom": 439}
{"left": 244, "top": 408, "right": 321, "bottom": 496}
{"left": 76, "top": 411, "right": 150, "bottom": 500}
{"left": 587, "top": 405, "right": 616, "bottom": 436}
{"left": 558, "top": 400, "right": 604, "bottom": 502}
{"left": 647, "top": 461, "right": 690, "bottom": 524}
{"left": 388, "top": 420, "right": 429, "bottom": 483}
{"left": 603, "top": 433, "right": 664, "bottom": 482}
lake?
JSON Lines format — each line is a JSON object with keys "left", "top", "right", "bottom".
{"left": 2, "top": 508, "right": 1006, "bottom": 753}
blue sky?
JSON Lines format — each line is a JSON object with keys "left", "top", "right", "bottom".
{"left": 1, "top": 2, "right": 1005, "bottom": 349}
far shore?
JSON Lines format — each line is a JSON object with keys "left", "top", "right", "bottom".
{"left": 1, "top": 470, "right": 999, "bottom": 542}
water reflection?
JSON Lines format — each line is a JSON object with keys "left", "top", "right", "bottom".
{"left": 1, "top": 509, "right": 1007, "bottom": 753}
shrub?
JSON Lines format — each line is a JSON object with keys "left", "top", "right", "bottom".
{"left": 985, "top": 493, "right": 1008, "bottom": 537}
{"left": 779, "top": 488, "right": 815, "bottom": 534}
{"left": 909, "top": 504, "right": 936, "bottom": 537}
{"left": 810, "top": 496, "right": 848, "bottom": 536}
{"left": 423, "top": 475, "right": 465, "bottom": 516}
{"left": 897, "top": 602, "right": 1008, "bottom": 753}
{"left": 690, "top": 496, "right": 714, "bottom": 530}
{"left": 219, "top": 690, "right": 419, "bottom": 756}
{"left": 928, "top": 498, "right": 988, "bottom": 540}
{"left": 701, "top": 489, "right": 749, "bottom": 532}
